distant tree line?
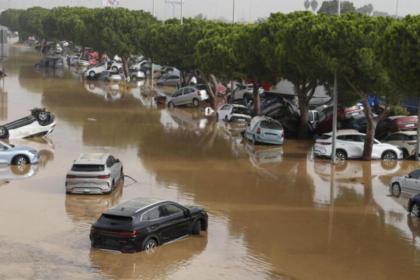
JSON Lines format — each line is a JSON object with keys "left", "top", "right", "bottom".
{"left": 0, "top": 7, "right": 419, "bottom": 160}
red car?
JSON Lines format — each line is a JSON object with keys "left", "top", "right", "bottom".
{"left": 376, "top": 115, "right": 418, "bottom": 139}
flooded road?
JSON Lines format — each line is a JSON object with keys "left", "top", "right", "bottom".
{"left": 1, "top": 44, "right": 420, "bottom": 280}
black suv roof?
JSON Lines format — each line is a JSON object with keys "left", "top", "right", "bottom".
{"left": 105, "top": 198, "right": 165, "bottom": 217}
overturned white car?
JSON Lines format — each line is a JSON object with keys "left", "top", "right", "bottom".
{"left": 0, "top": 108, "right": 56, "bottom": 139}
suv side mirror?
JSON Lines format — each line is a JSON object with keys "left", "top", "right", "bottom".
{"left": 183, "top": 209, "right": 190, "bottom": 217}
{"left": 115, "top": 158, "right": 120, "bottom": 163}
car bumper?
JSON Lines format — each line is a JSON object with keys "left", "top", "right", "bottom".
{"left": 255, "top": 135, "right": 284, "bottom": 145}
{"left": 65, "top": 181, "right": 112, "bottom": 194}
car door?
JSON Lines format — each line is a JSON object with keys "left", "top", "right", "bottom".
{"left": 142, "top": 205, "right": 173, "bottom": 242}
{"left": 349, "top": 135, "right": 365, "bottom": 158}
{"left": 160, "top": 203, "right": 191, "bottom": 240}
{"left": 182, "top": 87, "right": 194, "bottom": 105}
{"left": 405, "top": 170, "right": 420, "bottom": 194}
{"left": 371, "top": 139, "right": 385, "bottom": 159}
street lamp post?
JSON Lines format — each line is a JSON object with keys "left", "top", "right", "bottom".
{"left": 232, "top": 0, "right": 236, "bottom": 23}
{"left": 395, "top": 0, "right": 400, "bottom": 17}
{"left": 152, "top": 0, "right": 156, "bottom": 17}
{"left": 165, "top": 0, "right": 184, "bottom": 24}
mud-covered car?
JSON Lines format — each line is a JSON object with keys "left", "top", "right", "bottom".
{"left": 65, "top": 153, "right": 123, "bottom": 195}
{"left": 90, "top": 198, "right": 208, "bottom": 253}
{"left": 0, "top": 108, "right": 55, "bottom": 139}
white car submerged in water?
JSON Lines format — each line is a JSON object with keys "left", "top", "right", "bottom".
{"left": 314, "top": 129, "right": 403, "bottom": 161}
{"left": 0, "top": 108, "right": 56, "bottom": 139}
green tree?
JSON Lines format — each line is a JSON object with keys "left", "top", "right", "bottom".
{"left": 0, "top": 9, "right": 23, "bottom": 34}
{"left": 322, "top": 14, "right": 396, "bottom": 160}
{"left": 18, "top": 7, "right": 49, "bottom": 42}
{"left": 90, "top": 8, "right": 156, "bottom": 79}
{"left": 261, "top": 12, "right": 332, "bottom": 138}
{"left": 382, "top": 16, "right": 420, "bottom": 160}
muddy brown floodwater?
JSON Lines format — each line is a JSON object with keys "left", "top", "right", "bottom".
{"left": 0, "top": 43, "right": 420, "bottom": 280}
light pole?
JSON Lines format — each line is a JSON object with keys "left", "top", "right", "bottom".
{"left": 232, "top": 0, "right": 236, "bottom": 23}
{"left": 395, "top": 0, "right": 400, "bottom": 17}
{"left": 331, "top": 0, "right": 340, "bottom": 163}
{"left": 152, "top": 0, "right": 156, "bottom": 17}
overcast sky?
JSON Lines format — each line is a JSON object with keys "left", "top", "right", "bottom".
{"left": 1, "top": 0, "right": 419, "bottom": 21}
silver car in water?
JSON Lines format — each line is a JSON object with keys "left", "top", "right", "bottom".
{"left": 0, "top": 141, "right": 39, "bottom": 166}
{"left": 65, "top": 153, "right": 123, "bottom": 195}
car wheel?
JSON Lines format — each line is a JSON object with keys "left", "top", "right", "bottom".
{"left": 391, "top": 183, "right": 401, "bottom": 197}
{"left": 36, "top": 111, "right": 51, "bottom": 125}
{"left": 192, "top": 98, "right": 199, "bottom": 107}
{"left": 11, "top": 164, "right": 31, "bottom": 176}
{"left": 0, "top": 126, "right": 9, "bottom": 139}
{"left": 224, "top": 115, "right": 229, "bottom": 122}
{"left": 382, "top": 150, "right": 397, "bottom": 161}
{"left": 168, "top": 102, "right": 175, "bottom": 109}
{"left": 412, "top": 203, "right": 420, "bottom": 217}
{"left": 252, "top": 135, "right": 257, "bottom": 145}
{"left": 89, "top": 71, "right": 95, "bottom": 78}
{"left": 131, "top": 76, "right": 137, "bottom": 82}
{"left": 12, "top": 155, "right": 29, "bottom": 166}
{"left": 191, "top": 220, "right": 201, "bottom": 235}
{"left": 142, "top": 238, "right": 158, "bottom": 251}
{"left": 335, "top": 150, "right": 347, "bottom": 161}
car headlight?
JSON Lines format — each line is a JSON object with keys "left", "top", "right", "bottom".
{"left": 29, "top": 150, "right": 38, "bottom": 155}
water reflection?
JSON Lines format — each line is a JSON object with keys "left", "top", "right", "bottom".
{"left": 90, "top": 235, "right": 208, "bottom": 280}
{"left": 0, "top": 164, "right": 39, "bottom": 187}
{"left": 65, "top": 180, "right": 124, "bottom": 224}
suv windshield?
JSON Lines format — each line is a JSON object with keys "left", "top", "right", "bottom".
{"left": 71, "top": 164, "right": 105, "bottom": 172}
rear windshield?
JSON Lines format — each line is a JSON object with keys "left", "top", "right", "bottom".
{"left": 71, "top": 164, "right": 105, "bottom": 172}
{"left": 260, "top": 120, "right": 283, "bottom": 129}
{"left": 232, "top": 107, "right": 250, "bottom": 115}
{"left": 99, "top": 214, "right": 133, "bottom": 225}
{"left": 101, "top": 214, "right": 132, "bottom": 222}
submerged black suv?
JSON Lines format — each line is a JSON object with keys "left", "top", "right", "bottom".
{"left": 90, "top": 198, "right": 208, "bottom": 253}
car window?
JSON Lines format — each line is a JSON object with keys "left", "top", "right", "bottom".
{"left": 71, "top": 164, "right": 105, "bottom": 172}
{"left": 260, "top": 120, "right": 282, "bottom": 129}
{"left": 0, "top": 143, "right": 7, "bottom": 150}
{"left": 352, "top": 135, "right": 365, "bottom": 142}
{"left": 162, "top": 204, "right": 184, "bottom": 217}
{"left": 141, "top": 206, "right": 165, "bottom": 221}
{"left": 221, "top": 105, "right": 230, "bottom": 110}
{"left": 337, "top": 135, "right": 352, "bottom": 141}
{"left": 232, "top": 106, "right": 250, "bottom": 115}
{"left": 409, "top": 170, "right": 420, "bottom": 179}
{"left": 183, "top": 87, "right": 195, "bottom": 95}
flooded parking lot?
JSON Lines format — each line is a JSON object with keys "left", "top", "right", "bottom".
{"left": 1, "top": 44, "right": 420, "bottom": 280}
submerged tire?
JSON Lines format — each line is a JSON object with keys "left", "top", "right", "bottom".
{"left": 168, "top": 102, "right": 175, "bottom": 109}
{"left": 142, "top": 237, "right": 158, "bottom": 251}
{"left": 192, "top": 98, "right": 199, "bottom": 107}
{"left": 335, "top": 150, "right": 347, "bottom": 161}
{"left": 382, "top": 150, "right": 397, "bottom": 161}
{"left": 0, "top": 126, "right": 9, "bottom": 139}
{"left": 12, "top": 155, "right": 29, "bottom": 166}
